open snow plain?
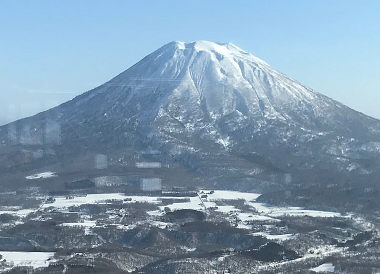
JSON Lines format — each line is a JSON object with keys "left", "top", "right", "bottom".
{"left": 1, "top": 186, "right": 378, "bottom": 273}
{"left": 35, "top": 189, "right": 344, "bottom": 233}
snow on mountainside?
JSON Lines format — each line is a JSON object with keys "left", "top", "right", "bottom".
{"left": 53, "top": 40, "right": 379, "bottom": 138}
{"left": 49, "top": 40, "right": 379, "bottom": 161}
{"left": 1, "top": 41, "right": 380, "bottom": 195}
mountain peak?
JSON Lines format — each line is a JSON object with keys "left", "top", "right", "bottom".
{"left": 165, "top": 40, "right": 269, "bottom": 66}
{"left": 174, "top": 40, "right": 236, "bottom": 54}
{"left": 1, "top": 40, "right": 380, "bottom": 195}
{"left": 3, "top": 40, "right": 380, "bottom": 151}
{"left": 58, "top": 40, "right": 360, "bottom": 132}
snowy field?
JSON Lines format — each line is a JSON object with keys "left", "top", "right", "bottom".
{"left": 251, "top": 232, "right": 297, "bottom": 241}
{"left": 0, "top": 251, "right": 55, "bottom": 268}
{"left": 0, "top": 188, "right": 364, "bottom": 272}
{"left": 38, "top": 190, "right": 345, "bottom": 233}
{"left": 0, "top": 208, "right": 35, "bottom": 217}
{"left": 310, "top": 262, "right": 335, "bottom": 273}
{"left": 204, "top": 190, "right": 261, "bottom": 201}
{"left": 249, "top": 202, "right": 342, "bottom": 218}
{"left": 203, "top": 190, "right": 342, "bottom": 218}
{"left": 60, "top": 220, "right": 97, "bottom": 228}
{"left": 26, "top": 171, "right": 57, "bottom": 180}
{"left": 42, "top": 193, "right": 160, "bottom": 209}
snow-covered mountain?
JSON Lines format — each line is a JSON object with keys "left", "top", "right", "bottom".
{"left": 57, "top": 40, "right": 379, "bottom": 136}
{"left": 1, "top": 41, "right": 380, "bottom": 194}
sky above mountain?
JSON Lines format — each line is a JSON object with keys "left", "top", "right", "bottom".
{"left": 0, "top": 0, "right": 379, "bottom": 124}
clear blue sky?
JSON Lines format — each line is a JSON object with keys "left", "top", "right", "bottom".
{"left": 1, "top": 0, "right": 379, "bottom": 124}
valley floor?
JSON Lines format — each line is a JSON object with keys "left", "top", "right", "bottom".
{"left": 0, "top": 186, "right": 379, "bottom": 273}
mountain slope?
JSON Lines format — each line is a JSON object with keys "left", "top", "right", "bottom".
{"left": 60, "top": 41, "right": 380, "bottom": 137}
{"left": 1, "top": 41, "right": 380, "bottom": 208}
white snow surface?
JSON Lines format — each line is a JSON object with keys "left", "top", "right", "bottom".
{"left": 0, "top": 208, "right": 35, "bottom": 217}
{"left": 247, "top": 202, "right": 342, "bottom": 218}
{"left": 204, "top": 190, "right": 261, "bottom": 201}
{"left": 202, "top": 190, "right": 341, "bottom": 218}
{"left": 65, "top": 40, "right": 349, "bottom": 145}
{"left": 39, "top": 40, "right": 380, "bottom": 160}
{"left": 26, "top": 171, "right": 57, "bottom": 180}
{"left": 251, "top": 232, "right": 297, "bottom": 241}
{"left": 310, "top": 263, "right": 335, "bottom": 273}
{"left": 159, "top": 196, "right": 204, "bottom": 211}
{"left": 0, "top": 251, "right": 55, "bottom": 268}
{"left": 34, "top": 189, "right": 345, "bottom": 239}
{"left": 37, "top": 190, "right": 344, "bottom": 224}
{"left": 147, "top": 40, "right": 320, "bottom": 122}
{"left": 42, "top": 193, "right": 160, "bottom": 209}
{"left": 60, "top": 220, "right": 97, "bottom": 228}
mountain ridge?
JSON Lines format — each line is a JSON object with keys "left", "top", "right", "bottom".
{"left": 1, "top": 41, "right": 380, "bottom": 205}
{"left": 52, "top": 41, "right": 380, "bottom": 138}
